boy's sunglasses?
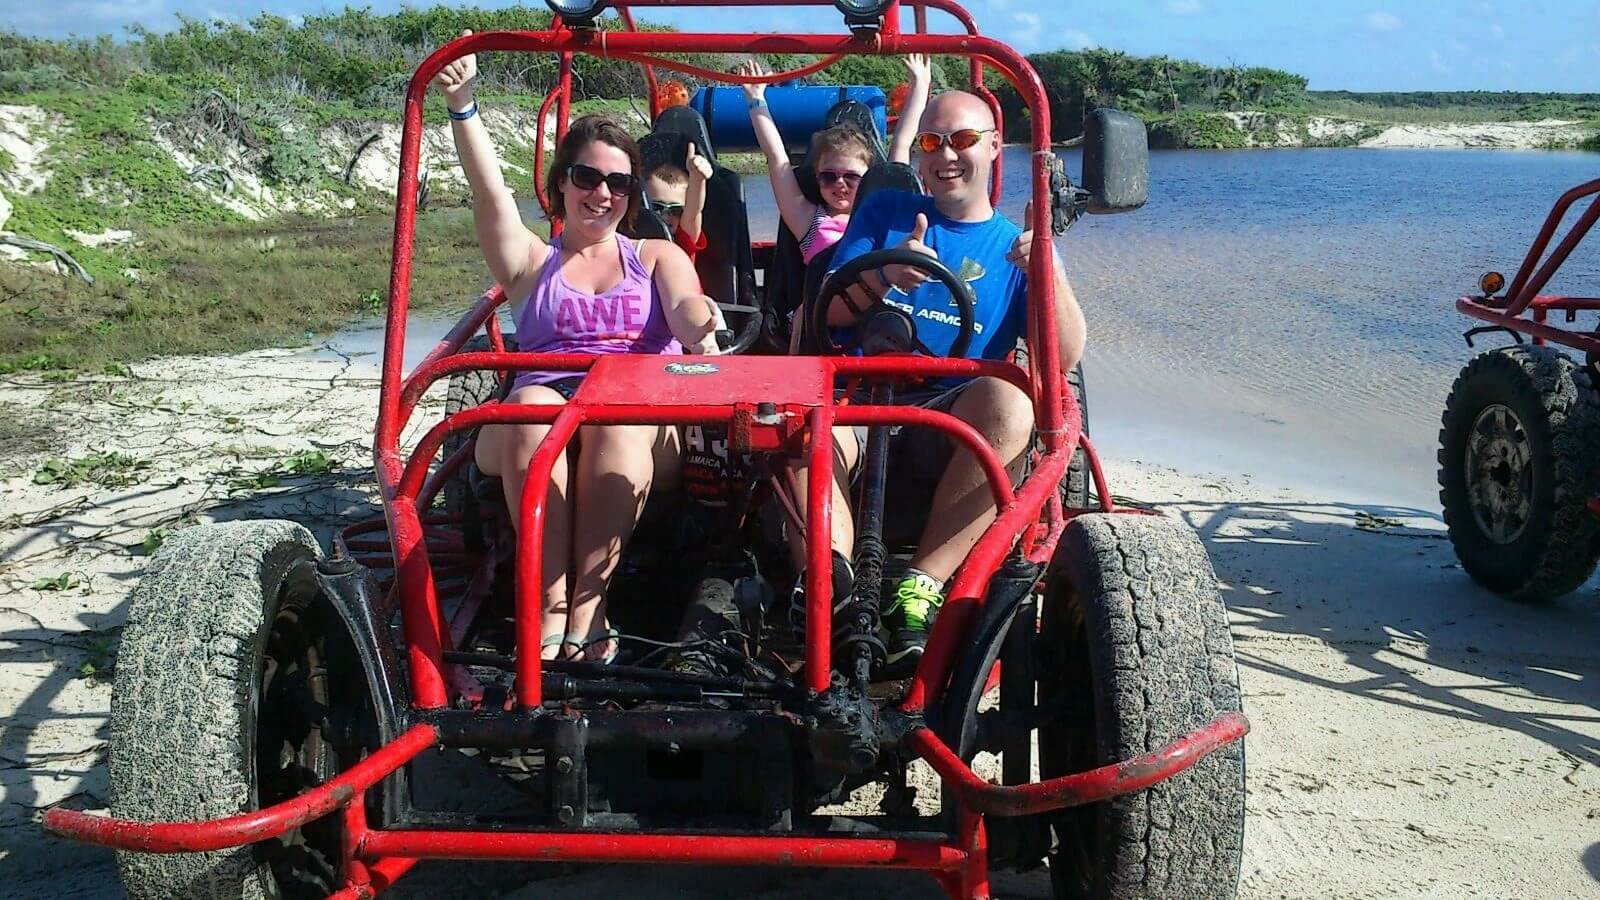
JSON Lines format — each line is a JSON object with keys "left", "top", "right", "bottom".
{"left": 817, "top": 170, "right": 864, "bottom": 187}
{"left": 912, "top": 128, "right": 993, "bottom": 153}
{"left": 648, "top": 200, "right": 684, "bottom": 216}
{"left": 567, "top": 163, "right": 639, "bottom": 194}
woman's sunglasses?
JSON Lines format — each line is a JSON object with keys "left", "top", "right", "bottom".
{"left": 817, "top": 170, "right": 864, "bottom": 187}
{"left": 567, "top": 163, "right": 639, "bottom": 194}
{"left": 912, "top": 128, "right": 993, "bottom": 154}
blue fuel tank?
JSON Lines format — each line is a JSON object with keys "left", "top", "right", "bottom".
{"left": 689, "top": 85, "right": 887, "bottom": 152}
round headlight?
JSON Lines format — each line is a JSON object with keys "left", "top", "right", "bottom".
{"left": 546, "top": 0, "right": 609, "bottom": 26}
{"left": 834, "top": 0, "right": 894, "bottom": 24}
{"left": 1479, "top": 271, "right": 1506, "bottom": 297}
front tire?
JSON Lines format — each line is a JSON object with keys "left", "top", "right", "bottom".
{"left": 1038, "top": 513, "right": 1245, "bottom": 900}
{"left": 110, "top": 521, "right": 370, "bottom": 899}
{"left": 1438, "top": 345, "right": 1600, "bottom": 601}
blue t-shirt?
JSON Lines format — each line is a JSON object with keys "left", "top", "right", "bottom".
{"left": 830, "top": 190, "right": 1029, "bottom": 367}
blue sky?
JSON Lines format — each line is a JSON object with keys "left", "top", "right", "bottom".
{"left": 4, "top": 1, "right": 1598, "bottom": 91}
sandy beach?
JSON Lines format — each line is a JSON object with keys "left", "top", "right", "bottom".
{"left": 0, "top": 337, "right": 1595, "bottom": 899}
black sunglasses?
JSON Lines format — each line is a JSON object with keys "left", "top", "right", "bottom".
{"left": 567, "top": 163, "right": 639, "bottom": 195}
{"left": 648, "top": 199, "right": 685, "bottom": 216}
{"left": 817, "top": 169, "right": 864, "bottom": 187}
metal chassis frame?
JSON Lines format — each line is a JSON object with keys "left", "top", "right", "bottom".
{"left": 43, "top": 4, "right": 1248, "bottom": 897}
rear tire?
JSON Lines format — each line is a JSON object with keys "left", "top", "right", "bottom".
{"left": 1064, "top": 364, "right": 1092, "bottom": 508}
{"left": 110, "top": 521, "right": 371, "bottom": 899}
{"left": 441, "top": 333, "right": 514, "bottom": 519}
{"left": 1038, "top": 513, "right": 1244, "bottom": 900}
{"left": 1438, "top": 345, "right": 1600, "bottom": 601}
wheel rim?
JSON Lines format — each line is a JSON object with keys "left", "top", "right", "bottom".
{"left": 1464, "top": 403, "right": 1534, "bottom": 544}
{"left": 255, "top": 586, "right": 343, "bottom": 895}
{"left": 1038, "top": 587, "right": 1101, "bottom": 898}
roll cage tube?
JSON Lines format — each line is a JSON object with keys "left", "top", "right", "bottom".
{"left": 378, "top": 20, "right": 1061, "bottom": 711}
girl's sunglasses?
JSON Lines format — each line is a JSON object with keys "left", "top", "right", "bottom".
{"left": 567, "top": 163, "right": 639, "bottom": 194}
{"left": 912, "top": 128, "right": 993, "bottom": 153}
{"left": 817, "top": 170, "right": 864, "bottom": 187}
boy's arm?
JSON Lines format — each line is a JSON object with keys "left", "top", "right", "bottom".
{"left": 681, "top": 141, "right": 713, "bottom": 244}
{"left": 888, "top": 54, "right": 933, "bottom": 165}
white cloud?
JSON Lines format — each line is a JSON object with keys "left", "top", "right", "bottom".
{"left": 1429, "top": 49, "right": 1450, "bottom": 74}
{"left": 1062, "top": 29, "right": 1096, "bottom": 50}
{"left": 1167, "top": 0, "right": 1203, "bottom": 14}
{"left": 1010, "top": 11, "right": 1042, "bottom": 50}
{"left": 1366, "top": 11, "right": 1404, "bottom": 32}
{"left": 1490, "top": 22, "right": 1506, "bottom": 39}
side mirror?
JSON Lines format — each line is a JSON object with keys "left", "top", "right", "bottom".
{"left": 1082, "top": 108, "right": 1148, "bottom": 214}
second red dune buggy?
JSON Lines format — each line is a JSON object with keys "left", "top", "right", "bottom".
{"left": 1440, "top": 176, "right": 1600, "bottom": 602}
{"left": 44, "top": 3, "right": 1248, "bottom": 898}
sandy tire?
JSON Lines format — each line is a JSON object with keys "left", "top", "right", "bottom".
{"left": 1038, "top": 513, "right": 1245, "bottom": 900}
{"left": 109, "top": 520, "right": 365, "bottom": 899}
{"left": 441, "top": 333, "right": 513, "bottom": 519}
{"left": 1064, "top": 364, "right": 1092, "bottom": 508}
{"left": 1437, "top": 345, "right": 1600, "bottom": 601}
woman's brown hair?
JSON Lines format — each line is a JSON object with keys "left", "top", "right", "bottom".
{"left": 546, "top": 114, "right": 643, "bottom": 229}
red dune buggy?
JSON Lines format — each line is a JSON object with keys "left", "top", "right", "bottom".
{"left": 44, "top": 3, "right": 1247, "bottom": 898}
{"left": 1440, "top": 177, "right": 1600, "bottom": 602}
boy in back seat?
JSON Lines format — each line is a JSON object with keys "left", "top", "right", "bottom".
{"left": 643, "top": 141, "right": 715, "bottom": 263}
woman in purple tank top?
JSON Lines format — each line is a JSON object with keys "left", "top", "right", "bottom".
{"left": 436, "top": 36, "right": 719, "bottom": 663}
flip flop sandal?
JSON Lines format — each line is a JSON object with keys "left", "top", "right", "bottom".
{"left": 581, "top": 628, "right": 621, "bottom": 665}
{"left": 540, "top": 632, "right": 584, "bottom": 659}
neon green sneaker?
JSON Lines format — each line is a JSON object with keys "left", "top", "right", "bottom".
{"left": 882, "top": 571, "right": 944, "bottom": 675}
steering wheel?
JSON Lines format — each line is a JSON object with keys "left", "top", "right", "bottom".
{"left": 716, "top": 287, "right": 765, "bottom": 354}
{"left": 806, "top": 248, "right": 976, "bottom": 359}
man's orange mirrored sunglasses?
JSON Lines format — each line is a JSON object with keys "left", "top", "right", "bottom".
{"left": 912, "top": 128, "right": 994, "bottom": 153}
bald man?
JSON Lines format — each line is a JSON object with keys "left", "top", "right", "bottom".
{"left": 793, "top": 90, "right": 1087, "bottom": 675}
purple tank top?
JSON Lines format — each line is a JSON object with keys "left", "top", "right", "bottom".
{"left": 512, "top": 234, "right": 681, "bottom": 390}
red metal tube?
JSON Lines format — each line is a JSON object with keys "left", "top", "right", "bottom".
{"left": 1457, "top": 298, "right": 1600, "bottom": 356}
{"left": 395, "top": 401, "right": 742, "bottom": 504}
{"left": 534, "top": 84, "right": 560, "bottom": 216}
{"left": 1503, "top": 177, "right": 1600, "bottom": 314}
{"left": 902, "top": 448, "right": 1066, "bottom": 712}
{"left": 806, "top": 405, "right": 836, "bottom": 692}
{"left": 386, "top": 501, "right": 450, "bottom": 708}
{"left": 832, "top": 405, "right": 1014, "bottom": 510}
{"left": 401, "top": 350, "right": 594, "bottom": 416}
{"left": 486, "top": 311, "right": 506, "bottom": 353}
{"left": 360, "top": 829, "right": 967, "bottom": 870}
{"left": 515, "top": 405, "right": 585, "bottom": 708}
{"left": 905, "top": 711, "right": 1249, "bottom": 816}
{"left": 41, "top": 724, "right": 439, "bottom": 852}
{"left": 827, "top": 355, "right": 1029, "bottom": 394}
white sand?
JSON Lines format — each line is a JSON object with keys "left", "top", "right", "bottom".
{"left": 0, "top": 345, "right": 1595, "bottom": 898}
{"left": 1360, "top": 119, "right": 1592, "bottom": 150}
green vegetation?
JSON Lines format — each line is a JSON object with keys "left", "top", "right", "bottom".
{"left": 0, "top": 209, "right": 493, "bottom": 373}
{"left": 32, "top": 450, "right": 149, "bottom": 488}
